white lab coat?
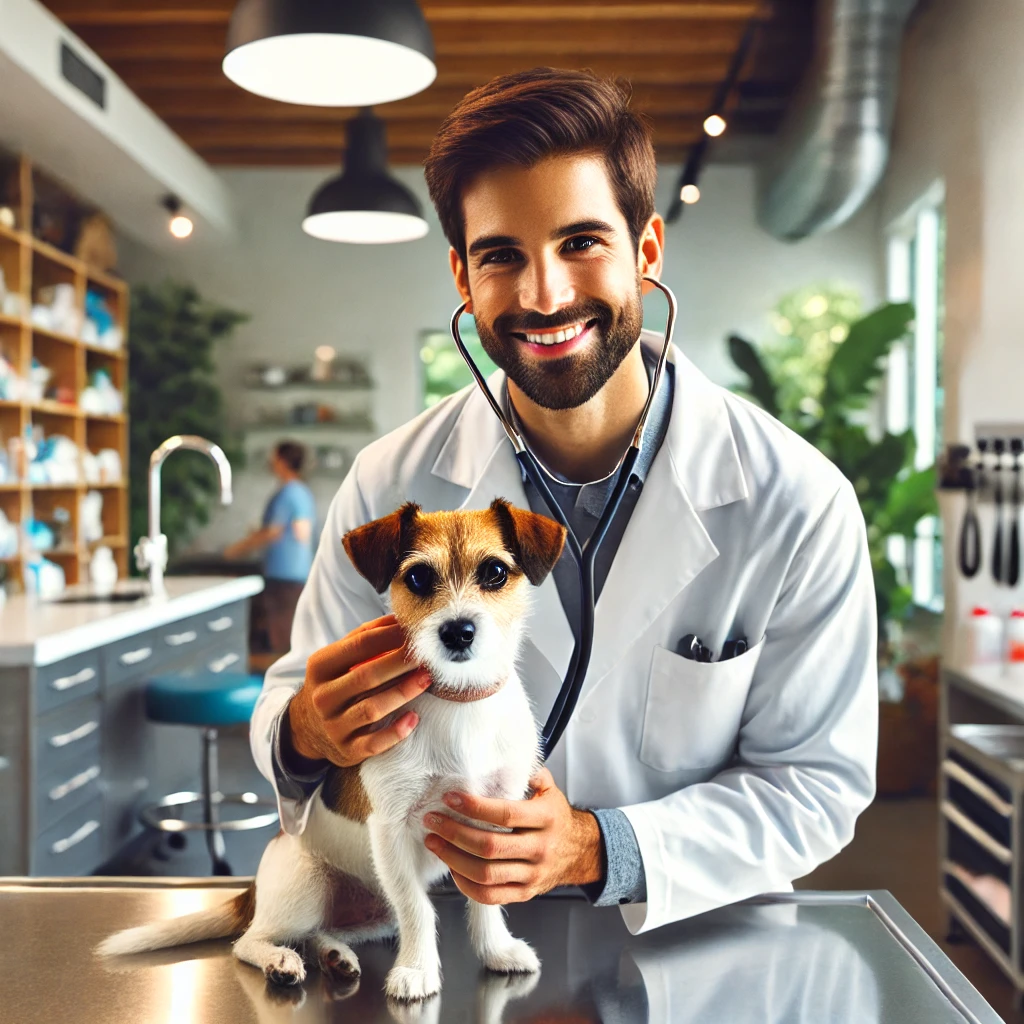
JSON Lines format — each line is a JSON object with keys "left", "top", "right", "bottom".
{"left": 252, "top": 333, "right": 878, "bottom": 935}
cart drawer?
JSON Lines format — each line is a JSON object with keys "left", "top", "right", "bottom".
{"left": 35, "top": 652, "right": 101, "bottom": 716}
{"left": 31, "top": 796, "right": 104, "bottom": 876}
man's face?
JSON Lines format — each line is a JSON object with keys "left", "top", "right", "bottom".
{"left": 452, "top": 155, "right": 648, "bottom": 411}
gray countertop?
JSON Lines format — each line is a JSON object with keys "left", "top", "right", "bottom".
{"left": 0, "top": 576, "right": 264, "bottom": 667}
{"left": 0, "top": 880, "right": 1004, "bottom": 1023}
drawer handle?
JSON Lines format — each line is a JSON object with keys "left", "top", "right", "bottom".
{"left": 208, "top": 652, "right": 240, "bottom": 674}
{"left": 49, "top": 764, "right": 100, "bottom": 802}
{"left": 51, "top": 818, "right": 100, "bottom": 855}
{"left": 51, "top": 667, "right": 96, "bottom": 692}
{"left": 119, "top": 646, "right": 153, "bottom": 667}
{"left": 164, "top": 630, "right": 198, "bottom": 647}
{"left": 49, "top": 720, "right": 99, "bottom": 749}
{"left": 207, "top": 615, "right": 234, "bottom": 633}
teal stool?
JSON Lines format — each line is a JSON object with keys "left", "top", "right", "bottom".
{"left": 141, "top": 671, "right": 278, "bottom": 875}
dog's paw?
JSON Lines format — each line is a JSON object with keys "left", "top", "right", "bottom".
{"left": 264, "top": 947, "right": 306, "bottom": 987}
{"left": 319, "top": 941, "right": 361, "bottom": 979}
{"left": 385, "top": 964, "right": 442, "bottom": 1002}
{"left": 482, "top": 938, "right": 541, "bottom": 975}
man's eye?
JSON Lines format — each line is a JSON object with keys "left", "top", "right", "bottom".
{"left": 564, "top": 236, "right": 599, "bottom": 253}
{"left": 480, "top": 248, "right": 520, "bottom": 265}
{"left": 478, "top": 559, "right": 508, "bottom": 590}
{"left": 404, "top": 564, "right": 436, "bottom": 596}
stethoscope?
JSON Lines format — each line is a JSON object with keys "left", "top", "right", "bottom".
{"left": 449, "top": 276, "right": 677, "bottom": 758}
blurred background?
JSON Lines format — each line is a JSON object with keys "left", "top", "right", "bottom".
{"left": 1, "top": 0, "right": 1023, "bottom": 1016}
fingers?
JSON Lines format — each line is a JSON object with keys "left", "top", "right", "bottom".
{"left": 423, "top": 813, "right": 538, "bottom": 862}
{"left": 345, "top": 709, "right": 421, "bottom": 762}
{"left": 306, "top": 620, "right": 405, "bottom": 684}
{"left": 439, "top": 790, "right": 545, "bottom": 831}
{"left": 449, "top": 872, "right": 531, "bottom": 906}
{"left": 424, "top": 834, "right": 534, "bottom": 886}
{"left": 313, "top": 651, "right": 431, "bottom": 720}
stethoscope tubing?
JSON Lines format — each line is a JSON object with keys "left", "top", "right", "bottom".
{"left": 450, "top": 276, "right": 677, "bottom": 759}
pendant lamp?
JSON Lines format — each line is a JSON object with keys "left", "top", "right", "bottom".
{"left": 303, "top": 109, "right": 429, "bottom": 244}
{"left": 224, "top": 0, "right": 436, "bottom": 107}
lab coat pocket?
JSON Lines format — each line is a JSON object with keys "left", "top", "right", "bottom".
{"left": 639, "top": 639, "right": 765, "bottom": 772}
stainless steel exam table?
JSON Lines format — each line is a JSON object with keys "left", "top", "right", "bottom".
{"left": 0, "top": 880, "right": 1005, "bottom": 1023}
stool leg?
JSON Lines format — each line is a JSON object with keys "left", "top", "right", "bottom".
{"left": 202, "top": 727, "right": 232, "bottom": 876}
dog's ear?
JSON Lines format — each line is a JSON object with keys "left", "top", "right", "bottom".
{"left": 342, "top": 502, "right": 421, "bottom": 593}
{"left": 489, "top": 498, "right": 566, "bottom": 586}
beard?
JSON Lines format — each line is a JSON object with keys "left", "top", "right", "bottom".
{"left": 474, "top": 280, "right": 644, "bottom": 411}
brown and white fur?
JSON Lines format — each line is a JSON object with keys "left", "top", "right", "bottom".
{"left": 97, "top": 498, "right": 566, "bottom": 1003}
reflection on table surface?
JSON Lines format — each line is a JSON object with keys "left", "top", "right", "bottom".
{"left": 0, "top": 884, "right": 996, "bottom": 1024}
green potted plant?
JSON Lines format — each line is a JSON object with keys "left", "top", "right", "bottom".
{"left": 128, "top": 281, "right": 247, "bottom": 569}
{"left": 727, "top": 286, "right": 941, "bottom": 796}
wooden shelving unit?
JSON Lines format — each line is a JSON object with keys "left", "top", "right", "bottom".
{"left": 0, "top": 153, "right": 129, "bottom": 591}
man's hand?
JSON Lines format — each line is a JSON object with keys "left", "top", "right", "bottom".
{"left": 285, "top": 613, "right": 432, "bottom": 769}
{"left": 422, "top": 767, "right": 603, "bottom": 905}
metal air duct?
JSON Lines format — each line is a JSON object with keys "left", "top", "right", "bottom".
{"left": 757, "top": 0, "right": 918, "bottom": 241}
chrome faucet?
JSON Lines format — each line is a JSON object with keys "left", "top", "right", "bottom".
{"left": 135, "top": 435, "right": 233, "bottom": 597}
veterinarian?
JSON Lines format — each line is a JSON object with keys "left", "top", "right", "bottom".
{"left": 252, "top": 67, "right": 877, "bottom": 935}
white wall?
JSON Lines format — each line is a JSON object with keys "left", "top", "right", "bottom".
{"left": 118, "top": 160, "right": 882, "bottom": 551}
{"left": 877, "top": 0, "right": 1024, "bottom": 633}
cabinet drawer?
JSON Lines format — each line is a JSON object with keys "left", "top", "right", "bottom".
{"left": 36, "top": 757, "right": 102, "bottom": 836}
{"left": 102, "top": 630, "right": 159, "bottom": 687}
{"left": 31, "top": 796, "right": 104, "bottom": 876}
{"left": 36, "top": 652, "right": 101, "bottom": 715}
{"left": 200, "top": 602, "right": 246, "bottom": 642}
{"left": 34, "top": 697, "right": 101, "bottom": 777}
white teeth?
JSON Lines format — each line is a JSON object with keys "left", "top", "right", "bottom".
{"left": 524, "top": 323, "right": 584, "bottom": 345}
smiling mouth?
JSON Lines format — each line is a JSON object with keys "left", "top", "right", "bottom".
{"left": 511, "top": 318, "right": 599, "bottom": 347}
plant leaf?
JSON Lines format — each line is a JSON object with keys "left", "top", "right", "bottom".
{"left": 823, "top": 302, "right": 914, "bottom": 409}
{"left": 727, "top": 333, "right": 780, "bottom": 418}
{"left": 878, "top": 468, "right": 939, "bottom": 537}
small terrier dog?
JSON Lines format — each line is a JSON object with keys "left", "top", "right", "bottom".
{"left": 98, "top": 498, "right": 566, "bottom": 1003}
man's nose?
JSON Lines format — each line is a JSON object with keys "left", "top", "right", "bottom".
{"left": 518, "top": 253, "right": 574, "bottom": 315}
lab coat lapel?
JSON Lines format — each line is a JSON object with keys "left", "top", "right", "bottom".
{"left": 430, "top": 371, "right": 576, "bottom": 732}
{"left": 580, "top": 342, "right": 749, "bottom": 698}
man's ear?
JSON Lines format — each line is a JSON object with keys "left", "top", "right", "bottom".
{"left": 449, "top": 246, "right": 473, "bottom": 313}
{"left": 638, "top": 213, "right": 665, "bottom": 294}
{"left": 489, "top": 498, "right": 566, "bottom": 586}
{"left": 342, "top": 502, "right": 421, "bottom": 593}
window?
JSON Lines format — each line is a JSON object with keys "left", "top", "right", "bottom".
{"left": 885, "top": 182, "right": 946, "bottom": 612}
{"left": 419, "top": 323, "right": 498, "bottom": 410}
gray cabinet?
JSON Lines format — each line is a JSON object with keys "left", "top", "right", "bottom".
{"left": 0, "top": 598, "right": 251, "bottom": 877}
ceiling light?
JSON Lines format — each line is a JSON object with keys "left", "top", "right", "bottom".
{"left": 680, "top": 184, "right": 701, "bottom": 205}
{"left": 303, "top": 109, "right": 429, "bottom": 244}
{"left": 703, "top": 114, "right": 727, "bottom": 137}
{"left": 223, "top": 0, "right": 436, "bottom": 107}
{"left": 162, "top": 195, "right": 194, "bottom": 239}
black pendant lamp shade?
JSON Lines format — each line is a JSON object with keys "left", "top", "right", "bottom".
{"left": 303, "top": 110, "right": 428, "bottom": 244}
{"left": 224, "top": 0, "right": 436, "bottom": 107}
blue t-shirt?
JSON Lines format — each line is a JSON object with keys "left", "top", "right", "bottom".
{"left": 262, "top": 480, "right": 317, "bottom": 582}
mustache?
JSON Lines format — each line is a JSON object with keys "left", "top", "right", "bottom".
{"left": 493, "top": 300, "right": 613, "bottom": 335}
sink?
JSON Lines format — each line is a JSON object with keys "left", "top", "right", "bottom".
{"left": 49, "top": 592, "right": 148, "bottom": 605}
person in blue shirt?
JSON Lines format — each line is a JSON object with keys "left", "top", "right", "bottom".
{"left": 225, "top": 440, "right": 317, "bottom": 652}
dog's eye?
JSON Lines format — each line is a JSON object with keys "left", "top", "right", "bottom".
{"left": 479, "top": 559, "right": 508, "bottom": 590}
{"left": 404, "top": 564, "right": 436, "bottom": 596}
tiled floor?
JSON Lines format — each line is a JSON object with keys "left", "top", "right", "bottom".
{"left": 101, "top": 730, "right": 1021, "bottom": 1021}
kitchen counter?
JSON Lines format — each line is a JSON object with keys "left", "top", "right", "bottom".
{"left": 0, "top": 575, "right": 264, "bottom": 667}
{"left": 0, "top": 882, "right": 1003, "bottom": 1023}
{"left": 0, "top": 578, "right": 261, "bottom": 876}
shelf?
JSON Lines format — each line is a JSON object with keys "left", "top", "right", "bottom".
{"left": 31, "top": 237, "right": 79, "bottom": 273}
{"left": 244, "top": 381, "right": 373, "bottom": 392}
{"left": 243, "top": 423, "right": 375, "bottom": 434}
{"left": 86, "top": 270, "right": 127, "bottom": 295}
{"left": 941, "top": 886, "right": 1014, "bottom": 978}
{"left": 0, "top": 222, "right": 25, "bottom": 245}
{"left": 81, "top": 340, "right": 126, "bottom": 359}
{"left": 30, "top": 399, "right": 79, "bottom": 417}
{"left": 29, "top": 482, "right": 82, "bottom": 490}
{"left": 31, "top": 324, "right": 80, "bottom": 347}
{"left": 0, "top": 311, "right": 26, "bottom": 329}
{"left": 85, "top": 412, "right": 125, "bottom": 423}
{"left": 86, "top": 535, "right": 127, "bottom": 548}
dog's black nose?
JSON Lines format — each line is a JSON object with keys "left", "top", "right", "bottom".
{"left": 439, "top": 618, "right": 475, "bottom": 652}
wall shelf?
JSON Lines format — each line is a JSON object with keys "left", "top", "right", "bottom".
{"left": 0, "top": 152, "right": 130, "bottom": 591}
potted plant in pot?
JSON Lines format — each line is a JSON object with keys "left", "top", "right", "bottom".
{"left": 728, "top": 285, "right": 940, "bottom": 796}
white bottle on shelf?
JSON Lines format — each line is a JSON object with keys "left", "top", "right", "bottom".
{"left": 1006, "top": 610, "right": 1024, "bottom": 681}
{"left": 959, "top": 606, "right": 1004, "bottom": 668}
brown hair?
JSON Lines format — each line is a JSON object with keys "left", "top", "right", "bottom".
{"left": 424, "top": 67, "right": 656, "bottom": 262}
{"left": 274, "top": 440, "right": 306, "bottom": 474}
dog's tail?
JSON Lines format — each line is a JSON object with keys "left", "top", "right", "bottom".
{"left": 96, "top": 884, "right": 255, "bottom": 956}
